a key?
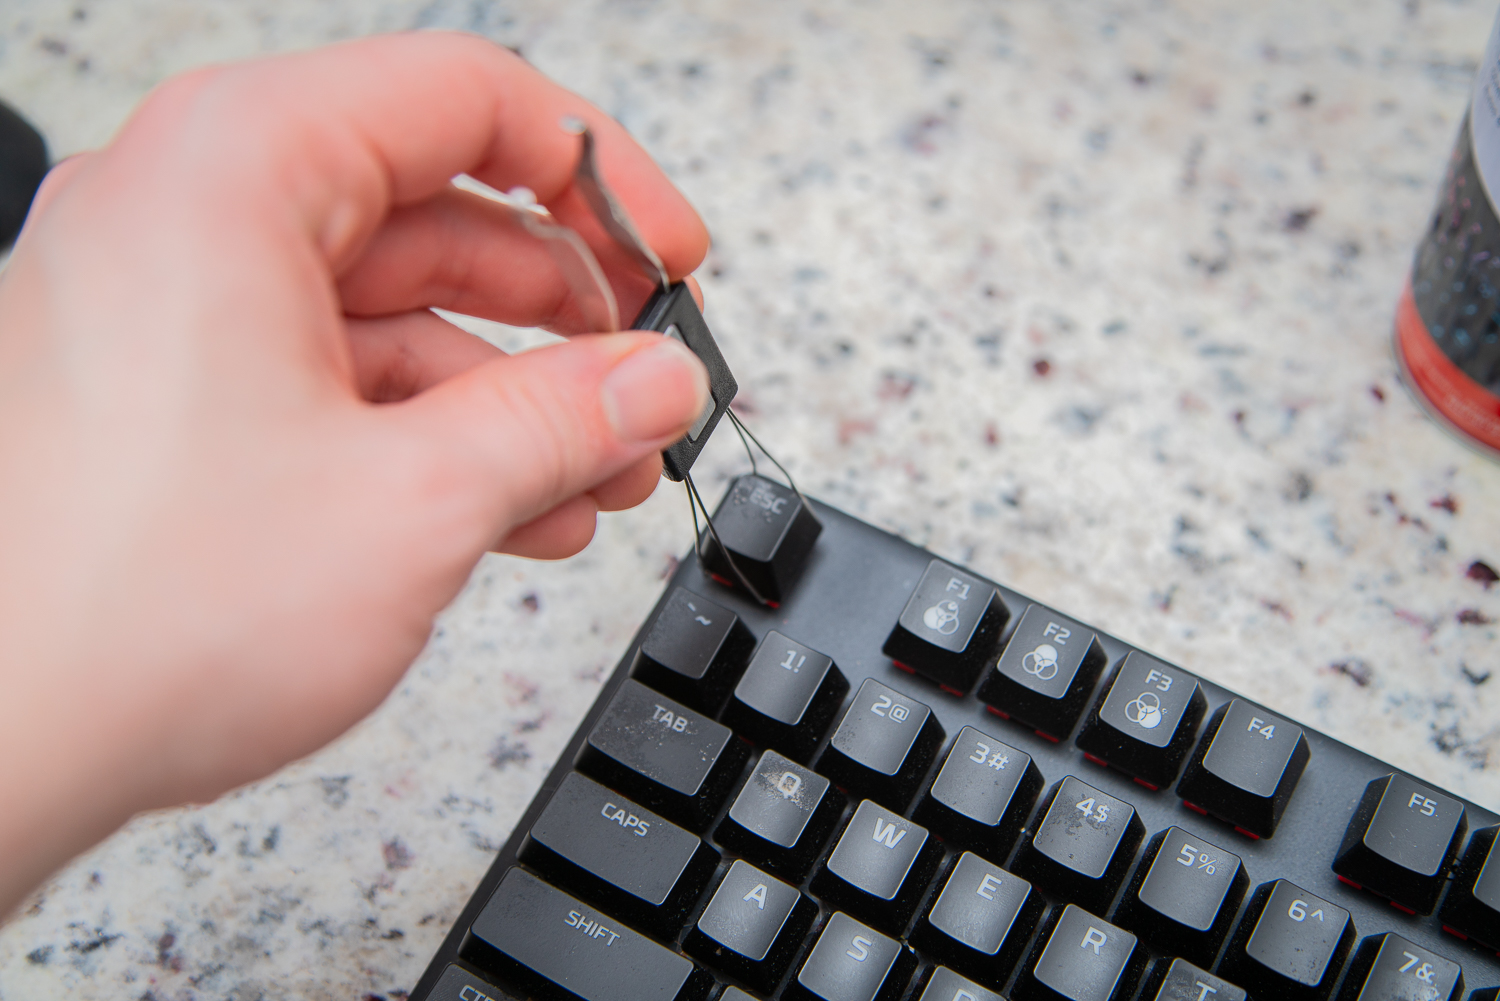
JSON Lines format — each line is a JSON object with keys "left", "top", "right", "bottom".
{"left": 683, "top": 859, "right": 816, "bottom": 992}
{"left": 517, "top": 773, "right": 719, "bottom": 937}
{"left": 1175, "top": 699, "right": 1310, "bottom": 839}
{"left": 722, "top": 631, "right": 848, "bottom": 762}
{"left": 459, "top": 867, "right": 713, "bottom": 1001}
{"left": 1113, "top": 826, "right": 1248, "bottom": 967}
{"left": 1220, "top": 879, "right": 1354, "bottom": 1001}
{"left": 914, "top": 725, "right": 1042, "bottom": 861}
{"left": 785, "top": 912, "right": 918, "bottom": 1001}
{"left": 699, "top": 473, "right": 823, "bottom": 606}
{"left": 882, "top": 559, "right": 1010, "bottom": 694}
{"left": 717, "top": 749, "right": 844, "bottom": 881}
{"left": 910, "top": 851, "right": 1041, "bottom": 988}
{"left": 1438, "top": 823, "right": 1500, "bottom": 951}
{"left": 630, "top": 587, "right": 755, "bottom": 714}
{"left": 1136, "top": 958, "right": 1246, "bottom": 1001}
{"left": 1011, "top": 776, "right": 1144, "bottom": 914}
{"left": 915, "top": 966, "right": 1008, "bottom": 1001}
{"left": 1336, "top": 932, "right": 1464, "bottom": 1001}
{"left": 1332, "top": 772, "right": 1468, "bottom": 914}
{"left": 1012, "top": 904, "right": 1143, "bottom": 1001}
{"left": 576, "top": 678, "right": 749, "bottom": 831}
{"left": 812, "top": 799, "right": 943, "bottom": 933}
{"left": 1073, "top": 652, "right": 1207, "bottom": 790}
{"left": 816, "top": 678, "right": 946, "bottom": 811}
{"left": 426, "top": 964, "right": 513, "bottom": 1001}
{"left": 976, "top": 605, "right": 1107, "bottom": 741}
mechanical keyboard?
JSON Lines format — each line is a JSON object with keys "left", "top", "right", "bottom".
{"left": 409, "top": 476, "right": 1500, "bottom": 1001}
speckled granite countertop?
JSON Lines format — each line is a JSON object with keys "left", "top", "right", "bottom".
{"left": 1, "top": 1, "right": 1498, "bottom": 998}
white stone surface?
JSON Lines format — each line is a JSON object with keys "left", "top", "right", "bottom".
{"left": 1, "top": 1, "right": 1498, "bottom": 998}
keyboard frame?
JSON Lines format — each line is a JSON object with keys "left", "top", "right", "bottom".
{"left": 410, "top": 496, "right": 1500, "bottom": 1000}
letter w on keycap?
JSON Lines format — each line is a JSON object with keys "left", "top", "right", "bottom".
{"left": 872, "top": 818, "right": 907, "bottom": 848}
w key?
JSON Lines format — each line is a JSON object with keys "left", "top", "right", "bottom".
{"left": 813, "top": 800, "right": 943, "bottom": 933}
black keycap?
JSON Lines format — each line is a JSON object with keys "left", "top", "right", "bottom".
{"left": 813, "top": 800, "right": 943, "bottom": 933}
{"left": 1438, "top": 823, "right": 1500, "bottom": 951}
{"left": 1335, "top": 932, "right": 1465, "bottom": 1001}
{"left": 723, "top": 631, "right": 848, "bottom": 762}
{"left": 518, "top": 773, "right": 718, "bottom": 937}
{"left": 1012, "top": 776, "right": 1144, "bottom": 914}
{"left": 976, "top": 605, "right": 1107, "bottom": 741}
{"left": 1333, "top": 772, "right": 1468, "bottom": 914}
{"left": 1470, "top": 990, "right": 1500, "bottom": 1001}
{"left": 882, "top": 559, "right": 1010, "bottom": 694}
{"left": 684, "top": 859, "right": 816, "bottom": 992}
{"left": 914, "top": 725, "right": 1042, "bottom": 861}
{"left": 717, "top": 749, "right": 844, "bottom": 880}
{"left": 1114, "top": 826, "right": 1248, "bottom": 967}
{"left": 786, "top": 912, "right": 917, "bottom": 1001}
{"left": 1012, "top": 904, "right": 1143, "bottom": 1001}
{"left": 1136, "top": 958, "right": 1246, "bottom": 1001}
{"left": 1074, "top": 652, "right": 1207, "bottom": 790}
{"left": 577, "top": 679, "right": 749, "bottom": 831}
{"left": 427, "top": 964, "right": 512, "bottom": 1001}
{"left": 1175, "top": 699, "right": 1310, "bottom": 839}
{"left": 460, "top": 867, "right": 713, "bottom": 1001}
{"left": 699, "top": 473, "right": 823, "bottom": 606}
{"left": 720, "top": 990, "right": 757, "bottom": 1001}
{"left": 1221, "top": 879, "right": 1354, "bottom": 1001}
{"left": 910, "top": 851, "right": 1041, "bottom": 988}
{"left": 631, "top": 587, "right": 755, "bottom": 714}
{"left": 817, "top": 678, "right": 945, "bottom": 811}
{"left": 915, "top": 966, "right": 1009, "bottom": 1001}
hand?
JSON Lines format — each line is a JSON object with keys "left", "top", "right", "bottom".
{"left": 0, "top": 33, "right": 711, "bottom": 918}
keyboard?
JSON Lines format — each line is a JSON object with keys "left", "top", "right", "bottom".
{"left": 408, "top": 475, "right": 1500, "bottom": 1001}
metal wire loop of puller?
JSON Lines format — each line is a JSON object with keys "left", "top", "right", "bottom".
{"left": 681, "top": 469, "right": 770, "bottom": 607}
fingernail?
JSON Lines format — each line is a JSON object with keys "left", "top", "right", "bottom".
{"left": 601, "top": 338, "right": 711, "bottom": 443}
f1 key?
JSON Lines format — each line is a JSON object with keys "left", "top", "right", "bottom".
{"left": 1332, "top": 772, "right": 1466, "bottom": 914}
{"left": 1176, "top": 699, "right": 1310, "bottom": 839}
{"left": 882, "top": 559, "right": 1009, "bottom": 694}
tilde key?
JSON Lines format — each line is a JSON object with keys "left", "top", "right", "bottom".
{"left": 629, "top": 586, "right": 755, "bottom": 714}
{"left": 882, "top": 559, "right": 1009, "bottom": 693}
{"left": 1332, "top": 772, "right": 1467, "bottom": 914}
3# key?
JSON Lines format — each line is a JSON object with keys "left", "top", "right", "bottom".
{"left": 910, "top": 851, "right": 1041, "bottom": 988}
{"left": 722, "top": 630, "right": 848, "bottom": 763}
{"left": 1175, "top": 698, "right": 1310, "bottom": 839}
{"left": 816, "top": 678, "right": 945, "bottom": 811}
{"left": 1135, "top": 959, "right": 1246, "bottom": 1001}
{"left": 1012, "top": 904, "right": 1143, "bottom": 1001}
{"left": 1220, "top": 878, "right": 1354, "bottom": 1001}
{"left": 1113, "top": 826, "right": 1247, "bottom": 968}
{"left": 517, "top": 772, "right": 718, "bottom": 937}
{"left": 576, "top": 678, "right": 748, "bottom": 831}
{"left": 882, "top": 558, "right": 1010, "bottom": 694}
{"left": 683, "top": 859, "right": 816, "bottom": 992}
{"left": 630, "top": 586, "right": 755, "bottom": 714}
{"left": 717, "top": 749, "right": 844, "bottom": 881}
{"left": 1439, "top": 823, "right": 1500, "bottom": 951}
{"left": 812, "top": 800, "right": 943, "bottom": 933}
{"left": 1332, "top": 772, "right": 1467, "bottom": 914}
{"left": 785, "top": 912, "right": 918, "bottom": 1001}
{"left": 913, "top": 724, "right": 1042, "bottom": 862}
{"left": 1074, "top": 652, "right": 1206, "bottom": 790}
{"left": 459, "top": 867, "right": 713, "bottom": 1001}
{"left": 1011, "top": 776, "right": 1144, "bottom": 914}
{"left": 1336, "top": 932, "right": 1464, "bottom": 1001}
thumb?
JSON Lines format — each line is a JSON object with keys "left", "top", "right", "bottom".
{"left": 398, "top": 330, "right": 709, "bottom": 537}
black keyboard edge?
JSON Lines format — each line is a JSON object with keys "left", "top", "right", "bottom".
{"left": 409, "top": 494, "right": 1500, "bottom": 1001}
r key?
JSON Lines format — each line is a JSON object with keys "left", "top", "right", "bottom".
{"left": 1012, "top": 904, "right": 1143, "bottom": 1001}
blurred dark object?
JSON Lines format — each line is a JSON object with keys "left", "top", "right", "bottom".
{"left": 0, "top": 100, "right": 50, "bottom": 250}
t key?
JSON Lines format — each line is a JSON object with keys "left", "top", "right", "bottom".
{"left": 684, "top": 859, "right": 816, "bottom": 992}
{"left": 1337, "top": 932, "right": 1464, "bottom": 1001}
{"left": 1332, "top": 772, "right": 1467, "bottom": 914}
{"left": 1136, "top": 959, "right": 1246, "bottom": 1001}
{"left": 1221, "top": 879, "right": 1354, "bottom": 1001}
{"left": 813, "top": 800, "right": 943, "bottom": 933}
{"left": 577, "top": 678, "right": 748, "bottom": 831}
{"left": 723, "top": 631, "right": 848, "bottom": 762}
{"left": 1013, "top": 904, "right": 1143, "bottom": 1001}
{"left": 914, "top": 725, "right": 1043, "bottom": 862}
{"left": 910, "top": 851, "right": 1041, "bottom": 988}
{"left": 1074, "top": 652, "right": 1207, "bottom": 790}
{"left": 1175, "top": 699, "right": 1310, "bottom": 839}
{"left": 1114, "top": 826, "right": 1247, "bottom": 967}
{"left": 817, "top": 678, "right": 945, "bottom": 811}
{"left": 1012, "top": 776, "right": 1144, "bottom": 914}
{"left": 786, "top": 912, "right": 917, "bottom": 1001}
{"left": 1438, "top": 823, "right": 1500, "bottom": 951}
{"left": 630, "top": 587, "right": 755, "bottom": 714}
{"left": 717, "top": 750, "right": 844, "bottom": 881}
{"left": 977, "top": 605, "right": 1107, "bottom": 741}
{"left": 882, "top": 559, "right": 1009, "bottom": 694}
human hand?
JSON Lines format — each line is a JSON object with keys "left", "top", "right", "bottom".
{"left": 0, "top": 33, "right": 710, "bottom": 917}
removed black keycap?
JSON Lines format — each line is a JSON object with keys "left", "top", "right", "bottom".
{"left": 1074, "top": 652, "right": 1206, "bottom": 790}
{"left": 1221, "top": 879, "right": 1354, "bottom": 1001}
{"left": 427, "top": 964, "right": 513, "bottom": 1001}
{"left": 910, "top": 851, "right": 1041, "bottom": 988}
{"left": 976, "top": 605, "right": 1107, "bottom": 741}
{"left": 813, "top": 800, "right": 943, "bottom": 933}
{"left": 914, "top": 725, "right": 1041, "bottom": 862}
{"left": 717, "top": 749, "right": 844, "bottom": 881}
{"left": 817, "top": 678, "right": 945, "bottom": 811}
{"left": 1438, "top": 823, "right": 1500, "bottom": 951}
{"left": 1137, "top": 958, "right": 1246, "bottom": 1001}
{"left": 631, "top": 587, "right": 755, "bottom": 714}
{"left": 1114, "top": 826, "right": 1247, "bottom": 968}
{"left": 1333, "top": 772, "right": 1467, "bottom": 914}
{"left": 1012, "top": 904, "right": 1143, "bottom": 1001}
{"left": 1176, "top": 699, "right": 1310, "bottom": 839}
{"left": 915, "top": 966, "right": 1008, "bottom": 1001}
{"left": 684, "top": 859, "right": 816, "bottom": 992}
{"left": 722, "top": 630, "right": 848, "bottom": 762}
{"left": 1012, "top": 776, "right": 1143, "bottom": 914}
{"left": 882, "top": 559, "right": 1009, "bottom": 694}
{"left": 0, "top": 101, "right": 48, "bottom": 249}
{"left": 786, "top": 912, "right": 917, "bottom": 1001}
{"left": 700, "top": 473, "right": 822, "bottom": 605}
{"left": 1334, "top": 932, "right": 1464, "bottom": 1001}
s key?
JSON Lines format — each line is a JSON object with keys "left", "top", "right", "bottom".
{"left": 786, "top": 912, "right": 917, "bottom": 1001}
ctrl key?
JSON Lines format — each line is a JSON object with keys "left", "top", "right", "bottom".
{"left": 459, "top": 868, "right": 712, "bottom": 1001}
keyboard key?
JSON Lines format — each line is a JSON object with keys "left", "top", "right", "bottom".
{"left": 1438, "top": 823, "right": 1500, "bottom": 951}
{"left": 915, "top": 966, "right": 1008, "bottom": 1001}
{"left": 1136, "top": 958, "right": 1246, "bottom": 1001}
{"left": 914, "top": 725, "right": 1043, "bottom": 861}
{"left": 882, "top": 559, "right": 1010, "bottom": 694}
{"left": 699, "top": 473, "right": 823, "bottom": 605}
{"left": 1012, "top": 904, "right": 1143, "bottom": 1001}
{"left": 460, "top": 867, "right": 713, "bottom": 1001}
{"left": 1332, "top": 772, "right": 1468, "bottom": 914}
{"left": 1336, "top": 932, "right": 1464, "bottom": 1001}
{"left": 817, "top": 678, "right": 946, "bottom": 811}
{"left": 1221, "top": 879, "right": 1354, "bottom": 1001}
{"left": 723, "top": 631, "right": 848, "bottom": 762}
{"left": 910, "top": 851, "right": 1041, "bottom": 988}
{"left": 631, "top": 587, "right": 755, "bottom": 714}
{"left": 683, "top": 859, "right": 816, "bottom": 992}
{"left": 813, "top": 799, "right": 943, "bottom": 933}
{"left": 786, "top": 912, "right": 918, "bottom": 1001}
{"left": 1175, "top": 699, "right": 1310, "bottom": 839}
{"left": 720, "top": 990, "right": 757, "bottom": 1001}
{"left": 976, "top": 605, "right": 1107, "bottom": 741}
{"left": 577, "top": 679, "right": 749, "bottom": 831}
{"left": 1114, "top": 826, "right": 1248, "bottom": 967}
{"left": 717, "top": 750, "right": 844, "bottom": 881}
{"left": 427, "top": 964, "right": 512, "bottom": 1001}
{"left": 1012, "top": 776, "right": 1144, "bottom": 914}
{"left": 1074, "top": 652, "right": 1207, "bottom": 790}
{"left": 518, "top": 773, "right": 718, "bottom": 937}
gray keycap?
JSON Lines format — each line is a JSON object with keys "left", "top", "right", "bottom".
{"left": 918, "top": 966, "right": 1006, "bottom": 1001}
{"left": 792, "top": 912, "right": 913, "bottom": 1001}
{"left": 1141, "top": 959, "right": 1246, "bottom": 1001}
{"left": 1028, "top": 905, "right": 1140, "bottom": 1001}
{"left": 827, "top": 801, "right": 930, "bottom": 901}
{"left": 1342, "top": 933, "right": 1463, "bottom": 1001}
{"left": 927, "top": 853, "right": 1032, "bottom": 957}
{"left": 695, "top": 860, "right": 802, "bottom": 963}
